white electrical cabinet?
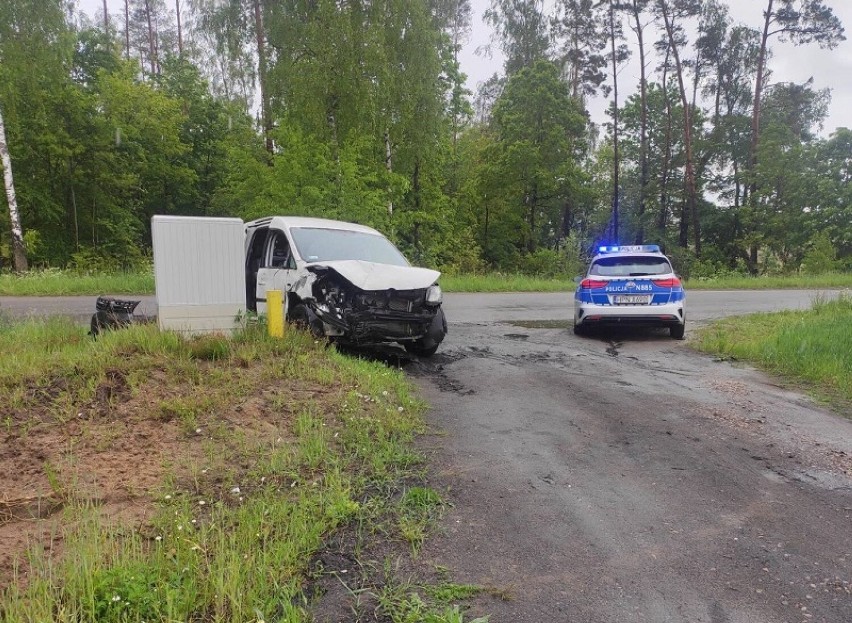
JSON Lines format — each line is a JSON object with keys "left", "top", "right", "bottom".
{"left": 151, "top": 215, "right": 246, "bottom": 334}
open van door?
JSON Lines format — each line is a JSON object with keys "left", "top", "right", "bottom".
{"left": 245, "top": 223, "right": 298, "bottom": 317}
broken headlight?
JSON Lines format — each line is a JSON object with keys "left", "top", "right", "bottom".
{"left": 425, "top": 284, "right": 442, "bottom": 305}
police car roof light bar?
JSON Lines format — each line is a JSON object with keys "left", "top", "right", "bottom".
{"left": 597, "top": 244, "right": 661, "bottom": 254}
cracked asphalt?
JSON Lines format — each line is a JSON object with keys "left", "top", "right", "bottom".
{"left": 407, "top": 291, "right": 851, "bottom": 623}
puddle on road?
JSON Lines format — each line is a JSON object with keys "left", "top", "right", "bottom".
{"left": 505, "top": 319, "right": 573, "bottom": 330}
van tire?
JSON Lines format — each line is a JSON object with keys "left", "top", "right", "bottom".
{"left": 404, "top": 307, "right": 446, "bottom": 358}
{"left": 290, "top": 304, "right": 324, "bottom": 338}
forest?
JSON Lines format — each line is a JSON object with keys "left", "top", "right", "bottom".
{"left": 0, "top": 0, "right": 850, "bottom": 278}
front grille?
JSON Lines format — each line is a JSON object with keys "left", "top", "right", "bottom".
{"left": 388, "top": 298, "right": 412, "bottom": 312}
{"left": 358, "top": 289, "right": 425, "bottom": 312}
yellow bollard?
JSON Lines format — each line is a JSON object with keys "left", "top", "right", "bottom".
{"left": 267, "top": 290, "right": 285, "bottom": 338}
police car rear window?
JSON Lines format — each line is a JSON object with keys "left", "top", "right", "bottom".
{"left": 589, "top": 256, "right": 672, "bottom": 277}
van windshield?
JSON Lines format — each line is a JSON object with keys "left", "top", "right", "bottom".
{"left": 290, "top": 227, "right": 410, "bottom": 267}
{"left": 589, "top": 256, "right": 673, "bottom": 277}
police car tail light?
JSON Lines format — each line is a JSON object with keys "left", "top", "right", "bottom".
{"left": 580, "top": 279, "right": 607, "bottom": 289}
{"left": 652, "top": 277, "right": 681, "bottom": 288}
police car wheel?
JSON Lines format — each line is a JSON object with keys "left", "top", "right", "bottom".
{"left": 670, "top": 322, "right": 685, "bottom": 340}
{"left": 573, "top": 322, "right": 586, "bottom": 336}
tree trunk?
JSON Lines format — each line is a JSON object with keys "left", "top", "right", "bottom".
{"left": 609, "top": 1, "right": 620, "bottom": 244}
{"left": 144, "top": 0, "right": 157, "bottom": 74}
{"left": 750, "top": 0, "right": 773, "bottom": 196}
{"left": 102, "top": 0, "right": 109, "bottom": 34}
{"left": 253, "top": 0, "right": 273, "bottom": 155}
{"left": 124, "top": 0, "right": 130, "bottom": 59}
{"left": 384, "top": 129, "right": 393, "bottom": 216}
{"left": 658, "top": 47, "right": 673, "bottom": 235}
{"left": 631, "top": 0, "right": 648, "bottom": 244}
{"left": 0, "top": 105, "right": 28, "bottom": 272}
{"left": 528, "top": 185, "right": 538, "bottom": 253}
{"left": 175, "top": 0, "right": 183, "bottom": 56}
{"left": 660, "top": 1, "right": 700, "bottom": 256}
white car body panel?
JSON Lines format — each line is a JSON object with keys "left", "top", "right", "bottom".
{"left": 306, "top": 260, "right": 440, "bottom": 292}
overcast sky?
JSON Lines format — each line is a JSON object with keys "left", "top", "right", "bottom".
{"left": 78, "top": 0, "right": 852, "bottom": 136}
{"left": 460, "top": 0, "right": 852, "bottom": 136}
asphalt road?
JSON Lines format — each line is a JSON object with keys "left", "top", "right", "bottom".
{"left": 0, "top": 288, "right": 839, "bottom": 326}
{"left": 2, "top": 291, "right": 850, "bottom": 622}
{"left": 405, "top": 290, "right": 852, "bottom": 623}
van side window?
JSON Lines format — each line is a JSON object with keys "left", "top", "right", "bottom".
{"left": 268, "top": 231, "right": 295, "bottom": 269}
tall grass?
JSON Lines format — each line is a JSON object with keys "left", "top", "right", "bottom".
{"left": 0, "top": 321, "right": 477, "bottom": 622}
{"left": 695, "top": 296, "right": 852, "bottom": 406}
{"left": 0, "top": 269, "right": 154, "bottom": 296}
{"left": 684, "top": 272, "right": 852, "bottom": 291}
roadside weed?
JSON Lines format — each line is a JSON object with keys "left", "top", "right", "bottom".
{"left": 0, "top": 318, "right": 485, "bottom": 621}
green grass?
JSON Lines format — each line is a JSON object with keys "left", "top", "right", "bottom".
{"left": 694, "top": 296, "right": 852, "bottom": 408}
{"left": 0, "top": 320, "right": 481, "bottom": 622}
{"left": 0, "top": 269, "right": 154, "bottom": 296}
{"left": 683, "top": 272, "right": 852, "bottom": 291}
{"left": 2, "top": 268, "right": 850, "bottom": 296}
{"left": 440, "top": 274, "right": 576, "bottom": 293}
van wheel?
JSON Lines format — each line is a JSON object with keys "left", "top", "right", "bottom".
{"left": 404, "top": 308, "right": 446, "bottom": 357}
{"left": 670, "top": 322, "right": 685, "bottom": 340}
{"left": 290, "top": 304, "right": 324, "bottom": 338}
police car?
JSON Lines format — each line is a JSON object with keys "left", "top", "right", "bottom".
{"left": 573, "top": 245, "right": 686, "bottom": 339}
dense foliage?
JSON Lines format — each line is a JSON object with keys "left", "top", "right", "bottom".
{"left": 0, "top": 0, "right": 850, "bottom": 276}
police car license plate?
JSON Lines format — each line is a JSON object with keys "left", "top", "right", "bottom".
{"left": 613, "top": 295, "right": 651, "bottom": 305}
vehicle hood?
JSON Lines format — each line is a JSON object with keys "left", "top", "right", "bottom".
{"left": 306, "top": 260, "right": 440, "bottom": 291}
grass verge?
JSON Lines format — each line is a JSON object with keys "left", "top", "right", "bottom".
{"left": 0, "top": 319, "right": 489, "bottom": 622}
{"left": 0, "top": 269, "right": 154, "bottom": 296}
{"left": 694, "top": 296, "right": 852, "bottom": 410}
{"left": 683, "top": 273, "right": 852, "bottom": 291}
{"left": 1, "top": 269, "right": 850, "bottom": 296}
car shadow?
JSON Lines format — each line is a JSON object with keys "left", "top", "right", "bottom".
{"left": 578, "top": 326, "right": 680, "bottom": 342}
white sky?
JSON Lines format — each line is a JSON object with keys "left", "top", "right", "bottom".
{"left": 460, "top": 0, "right": 852, "bottom": 136}
{"left": 78, "top": 0, "right": 852, "bottom": 135}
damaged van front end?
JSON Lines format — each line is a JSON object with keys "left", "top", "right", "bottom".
{"left": 294, "top": 260, "right": 447, "bottom": 356}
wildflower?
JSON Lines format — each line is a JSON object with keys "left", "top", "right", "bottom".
{"left": 164, "top": 494, "right": 172, "bottom": 500}
{"left": 155, "top": 536, "right": 162, "bottom": 542}
{"left": 111, "top": 595, "right": 121, "bottom": 602}
{"left": 198, "top": 500, "right": 206, "bottom": 505}
{"left": 397, "top": 406, "right": 404, "bottom": 412}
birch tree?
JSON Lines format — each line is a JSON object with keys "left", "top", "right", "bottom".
{"left": 0, "top": 104, "right": 28, "bottom": 271}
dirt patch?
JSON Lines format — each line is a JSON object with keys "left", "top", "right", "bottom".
{"left": 0, "top": 364, "right": 341, "bottom": 590}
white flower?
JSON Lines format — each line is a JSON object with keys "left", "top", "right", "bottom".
{"left": 230, "top": 486, "right": 241, "bottom": 494}
{"left": 198, "top": 500, "right": 206, "bottom": 505}
{"left": 112, "top": 595, "right": 121, "bottom": 602}
{"left": 155, "top": 536, "right": 162, "bottom": 542}
{"left": 164, "top": 494, "right": 172, "bottom": 500}
{"left": 397, "top": 406, "right": 404, "bottom": 412}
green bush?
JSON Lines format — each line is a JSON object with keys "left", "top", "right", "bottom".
{"left": 801, "top": 232, "right": 840, "bottom": 275}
